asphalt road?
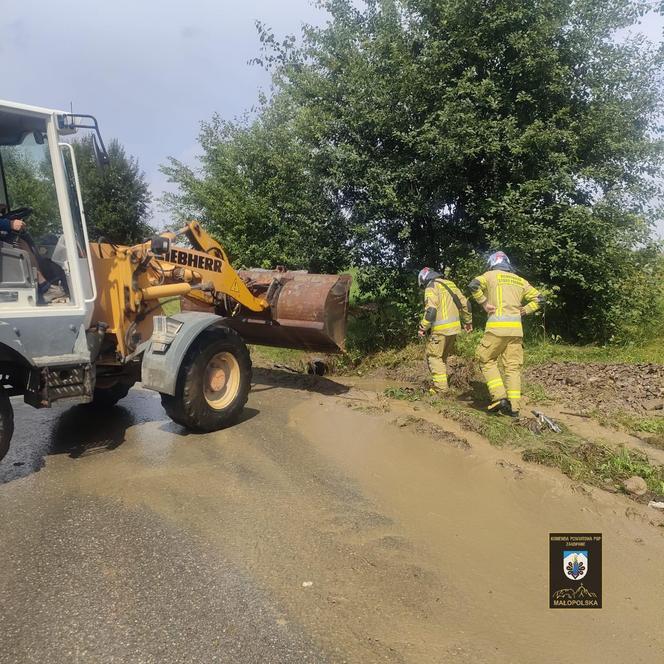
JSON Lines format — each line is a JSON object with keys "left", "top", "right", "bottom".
{"left": 0, "top": 377, "right": 329, "bottom": 664}
{"left": 1, "top": 369, "right": 663, "bottom": 664}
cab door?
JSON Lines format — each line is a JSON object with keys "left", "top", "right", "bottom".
{"left": 0, "top": 107, "right": 92, "bottom": 364}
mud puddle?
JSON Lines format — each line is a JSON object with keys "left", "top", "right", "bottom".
{"left": 342, "top": 355, "right": 664, "bottom": 466}
{"left": 4, "top": 380, "right": 664, "bottom": 663}
{"left": 291, "top": 392, "right": 664, "bottom": 663}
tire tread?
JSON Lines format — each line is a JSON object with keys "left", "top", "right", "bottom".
{"left": 160, "top": 326, "right": 251, "bottom": 432}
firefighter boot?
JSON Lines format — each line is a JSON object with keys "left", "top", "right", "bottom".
{"left": 487, "top": 398, "right": 511, "bottom": 415}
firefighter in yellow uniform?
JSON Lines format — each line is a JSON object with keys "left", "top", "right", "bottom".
{"left": 418, "top": 267, "right": 472, "bottom": 392}
{"left": 469, "top": 252, "right": 543, "bottom": 416}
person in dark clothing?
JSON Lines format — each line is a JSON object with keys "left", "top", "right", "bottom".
{"left": 0, "top": 204, "right": 67, "bottom": 303}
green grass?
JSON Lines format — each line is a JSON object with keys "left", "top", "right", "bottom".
{"left": 524, "top": 442, "right": 664, "bottom": 496}
{"left": 523, "top": 338, "right": 664, "bottom": 366}
{"left": 341, "top": 333, "right": 664, "bottom": 375}
{"left": 249, "top": 345, "right": 309, "bottom": 368}
{"left": 433, "top": 401, "right": 521, "bottom": 447}
{"left": 340, "top": 342, "right": 425, "bottom": 373}
{"left": 590, "top": 410, "right": 664, "bottom": 450}
{"left": 383, "top": 386, "right": 423, "bottom": 401}
{"left": 384, "top": 388, "right": 501, "bottom": 441}
{"left": 159, "top": 297, "right": 182, "bottom": 316}
{"left": 385, "top": 389, "right": 572, "bottom": 449}
{"left": 523, "top": 381, "right": 551, "bottom": 404}
{"left": 433, "top": 399, "right": 584, "bottom": 449}
{"left": 610, "top": 414, "right": 664, "bottom": 436}
{"left": 591, "top": 410, "right": 664, "bottom": 436}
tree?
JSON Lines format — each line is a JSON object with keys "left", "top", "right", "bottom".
{"left": 162, "top": 97, "right": 349, "bottom": 272}
{"left": 0, "top": 146, "right": 59, "bottom": 238}
{"left": 165, "top": 0, "right": 664, "bottom": 342}
{"left": 73, "top": 137, "right": 153, "bottom": 244}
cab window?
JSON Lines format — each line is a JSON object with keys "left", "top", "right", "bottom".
{"left": 0, "top": 123, "right": 72, "bottom": 305}
{"left": 0, "top": 131, "right": 68, "bottom": 263}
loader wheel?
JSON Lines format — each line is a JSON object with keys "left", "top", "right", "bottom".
{"left": 0, "top": 388, "right": 14, "bottom": 462}
{"left": 161, "top": 327, "right": 251, "bottom": 432}
{"left": 92, "top": 381, "right": 133, "bottom": 407}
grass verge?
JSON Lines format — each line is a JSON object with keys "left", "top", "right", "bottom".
{"left": 524, "top": 442, "right": 664, "bottom": 496}
{"left": 343, "top": 334, "right": 664, "bottom": 374}
{"left": 523, "top": 338, "right": 664, "bottom": 366}
{"left": 604, "top": 413, "right": 664, "bottom": 436}
{"left": 590, "top": 411, "right": 664, "bottom": 451}
{"left": 249, "top": 345, "right": 310, "bottom": 369}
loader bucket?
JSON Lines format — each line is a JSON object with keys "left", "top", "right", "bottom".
{"left": 226, "top": 271, "right": 352, "bottom": 353}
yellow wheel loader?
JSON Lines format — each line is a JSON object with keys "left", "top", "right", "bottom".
{"left": 0, "top": 99, "right": 350, "bottom": 460}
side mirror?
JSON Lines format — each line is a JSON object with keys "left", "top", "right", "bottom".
{"left": 59, "top": 114, "right": 110, "bottom": 168}
{"left": 92, "top": 135, "right": 110, "bottom": 168}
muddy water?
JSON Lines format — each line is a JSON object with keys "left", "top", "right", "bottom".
{"left": 1, "top": 374, "right": 663, "bottom": 663}
{"left": 291, "top": 393, "right": 664, "bottom": 663}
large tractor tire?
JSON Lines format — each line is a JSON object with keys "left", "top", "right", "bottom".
{"left": 0, "top": 388, "right": 14, "bottom": 462}
{"left": 92, "top": 381, "right": 134, "bottom": 407}
{"left": 161, "top": 326, "right": 251, "bottom": 432}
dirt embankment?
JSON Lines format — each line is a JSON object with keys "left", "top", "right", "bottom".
{"left": 368, "top": 355, "right": 477, "bottom": 391}
{"left": 526, "top": 362, "right": 664, "bottom": 415}
{"left": 358, "top": 352, "right": 664, "bottom": 418}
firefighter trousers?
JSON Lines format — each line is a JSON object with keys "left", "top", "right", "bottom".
{"left": 426, "top": 334, "right": 457, "bottom": 391}
{"left": 476, "top": 333, "right": 523, "bottom": 411}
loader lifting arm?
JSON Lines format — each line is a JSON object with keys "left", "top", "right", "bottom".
{"left": 89, "top": 220, "right": 350, "bottom": 434}
{"left": 137, "top": 221, "right": 269, "bottom": 313}
{"left": 89, "top": 222, "right": 264, "bottom": 358}
{"left": 89, "top": 220, "right": 351, "bottom": 359}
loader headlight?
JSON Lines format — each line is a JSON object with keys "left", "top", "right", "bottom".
{"left": 151, "top": 315, "right": 183, "bottom": 351}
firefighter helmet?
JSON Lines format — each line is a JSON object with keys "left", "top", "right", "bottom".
{"left": 487, "top": 251, "right": 512, "bottom": 270}
{"left": 418, "top": 267, "right": 432, "bottom": 287}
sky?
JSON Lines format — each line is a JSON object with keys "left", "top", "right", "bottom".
{"left": 1, "top": 1, "right": 662, "bottom": 234}
{"left": 1, "top": 0, "right": 328, "bottom": 226}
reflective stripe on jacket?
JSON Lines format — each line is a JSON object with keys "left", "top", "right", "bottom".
{"left": 468, "top": 270, "right": 543, "bottom": 337}
{"left": 420, "top": 278, "right": 471, "bottom": 336}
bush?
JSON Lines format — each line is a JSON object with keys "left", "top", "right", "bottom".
{"left": 345, "top": 267, "right": 420, "bottom": 359}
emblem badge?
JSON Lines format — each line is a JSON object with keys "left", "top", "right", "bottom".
{"left": 563, "top": 550, "right": 588, "bottom": 581}
{"left": 551, "top": 534, "right": 601, "bottom": 608}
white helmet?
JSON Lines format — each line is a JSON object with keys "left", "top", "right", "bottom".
{"left": 487, "top": 251, "right": 512, "bottom": 270}
{"left": 418, "top": 267, "right": 432, "bottom": 287}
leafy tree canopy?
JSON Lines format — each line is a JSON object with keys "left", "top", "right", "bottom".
{"left": 164, "top": 0, "right": 663, "bottom": 342}
{"left": 162, "top": 95, "right": 349, "bottom": 272}
{"left": 73, "top": 137, "right": 153, "bottom": 244}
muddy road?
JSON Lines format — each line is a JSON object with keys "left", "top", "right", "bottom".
{"left": 1, "top": 369, "right": 662, "bottom": 663}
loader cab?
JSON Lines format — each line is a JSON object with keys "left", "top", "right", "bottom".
{"left": 0, "top": 100, "right": 98, "bottom": 365}
{"left": 0, "top": 108, "right": 95, "bottom": 308}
